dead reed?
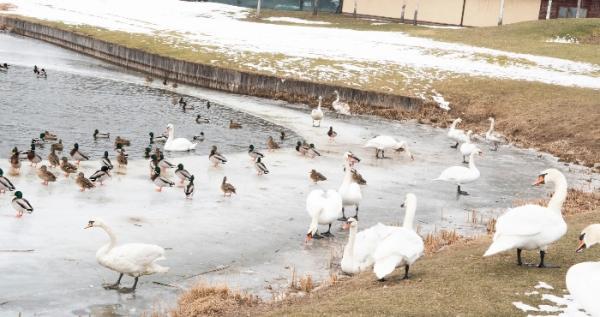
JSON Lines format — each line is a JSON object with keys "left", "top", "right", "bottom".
{"left": 170, "top": 283, "right": 259, "bottom": 317}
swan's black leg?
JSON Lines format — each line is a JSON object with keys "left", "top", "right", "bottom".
{"left": 451, "top": 142, "right": 459, "bottom": 149}
{"left": 338, "top": 207, "right": 347, "bottom": 221}
{"left": 457, "top": 185, "right": 469, "bottom": 196}
{"left": 538, "top": 250, "right": 559, "bottom": 268}
{"left": 322, "top": 224, "right": 334, "bottom": 237}
{"left": 119, "top": 277, "right": 139, "bottom": 293}
{"left": 517, "top": 249, "right": 523, "bottom": 266}
{"left": 103, "top": 273, "right": 123, "bottom": 290}
{"left": 403, "top": 265, "right": 410, "bottom": 279}
{"left": 381, "top": 150, "right": 385, "bottom": 158}
{"left": 353, "top": 206, "right": 359, "bottom": 221}
{"left": 375, "top": 149, "right": 380, "bottom": 159}
{"left": 462, "top": 155, "right": 468, "bottom": 164}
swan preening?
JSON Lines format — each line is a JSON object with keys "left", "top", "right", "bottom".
{"left": 341, "top": 193, "right": 423, "bottom": 281}
{"left": 339, "top": 152, "right": 362, "bottom": 221}
{"left": 85, "top": 219, "right": 168, "bottom": 293}
{"left": 311, "top": 96, "right": 324, "bottom": 127}
{"left": 567, "top": 224, "right": 600, "bottom": 317}
{"left": 364, "top": 135, "right": 413, "bottom": 160}
{"left": 305, "top": 189, "right": 343, "bottom": 241}
{"left": 434, "top": 149, "right": 482, "bottom": 196}
{"left": 484, "top": 168, "right": 567, "bottom": 268}
{"left": 447, "top": 118, "right": 467, "bottom": 149}
{"left": 485, "top": 117, "right": 506, "bottom": 151}
{"left": 164, "top": 123, "right": 196, "bottom": 151}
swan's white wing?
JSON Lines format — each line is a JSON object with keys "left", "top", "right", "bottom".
{"left": 484, "top": 205, "right": 548, "bottom": 256}
{"left": 353, "top": 224, "right": 396, "bottom": 268}
{"left": 435, "top": 166, "right": 470, "bottom": 182}
{"left": 102, "top": 243, "right": 165, "bottom": 274}
{"left": 373, "top": 228, "right": 424, "bottom": 279}
{"left": 566, "top": 262, "right": 600, "bottom": 317}
{"left": 306, "top": 189, "right": 325, "bottom": 218}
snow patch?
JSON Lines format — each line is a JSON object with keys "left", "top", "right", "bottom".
{"left": 546, "top": 35, "right": 579, "bottom": 44}
{"left": 263, "top": 17, "right": 332, "bottom": 25}
{"left": 535, "top": 281, "right": 554, "bottom": 290}
{"left": 513, "top": 302, "right": 539, "bottom": 312}
{"left": 431, "top": 94, "right": 450, "bottom": 110}
{"left": 524, "top": 291, "right": 539, "bottom": 296}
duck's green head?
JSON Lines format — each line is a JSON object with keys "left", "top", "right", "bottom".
{"left": 154, "top": 166, "right": 161, "bottom": 174}
{"left": 14, "top": 191, "right": 23, "bottom": 199}
{"left": 296, "top": 141, "right": 302, "bottom": 146}
{"left": 61, "top": 156, "right": 68, "bottom": 162}
{"left": 74, "top": 143, "right": 79, "bottom": 149}
{"left": 149, "top": 132, "right": 154, "bottom": 137}
{"left": 249, "top": 144, "right": 254, "bottom": 150}
{"left": 40, "top": 133, "right": 46, "bottom": 139}
{"left": 116, "top": 143, "right": 122, "bottom": 149}
{"left": 0, "top": 168, "right": 3, "bottom": 176}
{"left": 145, "top": 147, "right": 151, "bottom": 154}
{"left": 12, "top": 147, "right": 18, "bottom": 154}
{"left": 30, "top": 144, "right": 35, "bottom": 151}
{"left": 93, "top": 129, "right": 99, "bottom": 135}
{"left": 177, "top": 163, "right": 184, "bottom": 170}
{"left": 189, "top": 175, "right": 194, "bottom": 182}
{"left": 151, "top": 154, "right": 157, "bottom": 161}
{"left": 103, "top": 151, "right": 109, "bottom": 158}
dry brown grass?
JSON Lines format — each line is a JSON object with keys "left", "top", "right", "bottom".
{"left": 513, "top": 188, "right": 600, "bottom": 217}
{"left": 170, "top": 283, "right": 259, "bottom": 317}
{"left": 423, "top": 229, "right": 464, "bottom": 255}
{"left": 486, "top": 218, "right": 497, "bottom": 235}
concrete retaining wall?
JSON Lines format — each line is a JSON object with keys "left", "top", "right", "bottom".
{"left": 0, "top": 16, "right": 422, "bottom": 111}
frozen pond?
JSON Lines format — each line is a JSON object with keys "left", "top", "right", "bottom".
{"left": 1, "top": 33, "right": 598, "bottom": 316}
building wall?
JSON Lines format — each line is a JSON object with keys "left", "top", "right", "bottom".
{"left": 539, "top": 0, "right": 600, "bottom": 19}
{"left": 342, "top": 0, "right": 543, "bottom": 27}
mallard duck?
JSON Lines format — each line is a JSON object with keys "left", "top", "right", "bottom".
{"left": 149, "top": 132, "right": 167, "bottom": 144}
{"left": 229, "top": 120, "right": 242, "bottom": 129}
{"left": 115, "top": 143, "right": 128, "bottom": 156}
{"left": 196, "top": 115, "right": 209, "bottom": 124}
{"left": 254, "top": 157, "right": 269, "bottom": 175}
{"left": 0, "top": 168, "right": 16, "bottom": 193}
{"left": 307, "top": 144, "right": 321, "bottom": 158}
{"left": 149, "top": 155, "right": 159, "bottom": 177}
{"left": 90, "top": 166, "right": 111, "bottom": 185}
{"left": 310, "top": 169, "right": 327, "bottom": 183}
{"left": 248, "top": 144, "right": 264, "bottom": 161}
{"left": 184, "top": 175, "right": 195, "bottom": 199}
{"left": 151, "top": 167, "right": 174, "bottom": 192}
{"left": 117, "top": 151, "right": 128, "bottom": 168}
{"left": 37, "top": 165, "right": 57, "bottom": 185}
{"left": 10, "top": 149, "right": 21, "bottom": 174}
{"left": 93, "top": 129, "right": 110, "bottom": 139}
{"left": 43, "top": 131, "right": 57, "bottom": 141}
{"left": 144, "top": 147, "right": 152, "bottom": 159}
{"left": 351, "top": 169, "right": 367, "bottom": 185}
{"left": 32, "top": 133, "right": 47, "bottom": 146}
{"left": 327, "top": 126, "right": 337, "bottom": 141}
{"left": 60, "top": 157, "right": 78, "bottom": 177}
{"left": 221, "top": 176, "right": 236, "bottom": 197}
{"left": 209, "top": 146, "right": 227, "bottom": 167}
{"left": 267, "top": 136, "right": 280, "bottom": 151}
{"left": 70, "top": 143, "right": 89, "bottom": 165}
{"left": 12, "top": 191, "right": 33, "bottom": 217}
{"left": 296, "top": 141, "right": 309, "bottom": 156}
{"left": 193, "top": 132, "right": 205, "bottom": 142}
{"left": 102, "top": 151, "right": 113, "bottom": 170}
{"left": 27, "top": 144, "right": 42, "bottom": 167}
{"left": 175, "top": 164, "right": 192, "bottom": 185}
{"left": 179, "top": 97, "right": 192, "bottom": 110}
{"left": 158, "top": 154, "right": 175, "bottom": 175}
{"left": 51, "top": 139, "right": 63, "bottom": 152}
{"left": 280, "top": 131, "right": 285, "bottom": 141}
{"left": 114, "top": 136, "right": 131, "bottom": 147}
{"left": 76, "top": 172, "right": 95, "bottom": 191}
{"left": 48, "top": 148, "right": 60, "bottom": 168}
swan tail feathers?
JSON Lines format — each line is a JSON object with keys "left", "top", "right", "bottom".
{"left": 373, "top": 256, "right": 402, "bottom": 279}
{"left": 483, "top": 239, "right": 514, "bottom": 257}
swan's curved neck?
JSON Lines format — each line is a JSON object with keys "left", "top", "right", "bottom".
{"left": 343, "top": 225, "right": 357, "bottom": 261}
{"left": 317, "top": 99, "right": 322, "bottom": 110}
{"left": 403, "top": 201, "right": 417, "bottom": 230}
{"left": 487, "top": 119, "right": 495, "bottom": 135}
{"left": 548, "top": 174, "right": 568, "bottom": 213}
{"left": 334, "top": 92, "right": 340, "bottom": 102}
{"left": 343, "top": 161, "right": 353, "bottom": 184}
{"left": 99, "top": 224, "right": 117, "bottom": 251}
{"left": 166, "top": 128, "right": 174, "bottom": 142}
{"left": 450, "top": 119, "right": 459, "bottom": 130}
{"left": 468, "top": 152, "right": 478, "bottom": 170}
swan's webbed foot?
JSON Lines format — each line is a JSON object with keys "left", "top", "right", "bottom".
{"left": 118, "top": 287, "right": 135, "bottom": 294}
{"left": 312, "top": 233, "right": 324, "bottom": 240}
{"left": 457, "top": 186, "right": 469, "bottom": 196}
{"left": 103, "top": 283, "right": 120, "bottom": 290}
{"left": 537, "top": 251, "right": 559, "bottom": 268}
{"left": 338, "top": 208, "right": 348, "bottom": 222}
{"left": 450, "top": 142, "right": 459, "bottom": 149}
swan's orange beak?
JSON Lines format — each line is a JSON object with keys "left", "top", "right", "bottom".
{"left": 342, "top": 222, "right": 350, "bottom": 230}
{"left": 305, "top": 232, "right": 313, "bottom": 243}
{"left": 84, "top": 224, "right": 92, "bottom": 229}
{"left": 533, "top": 175, "right": 545, "bottom": 186}
{"left": 576, "top": 239, "right": 586, "bottom": 253}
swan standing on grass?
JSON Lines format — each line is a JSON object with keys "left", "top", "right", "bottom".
{"left": 567, "top": 224, "right": 600, "bottom": 317}
{"left": 459, "top": 130, "right": 477, "bottom": 164}
{"left": 485, "top": 117, "right": 506, "bottom": 151}
{"left": 484, "top": 168, "right": 567, "bottom": 268}
{"left": 373, "top": 193, "right": 424, "bottom": 281}
{"left": 338, "top": 152, "right": 362, "bottom": 221}
{"left": 340, "top": 218, "right": 395, "bottom": 275}
{"left": 85, "top": 219, "right": 169, "bottom": 293}
{"left": 305, "top": 189, "right": 343, "bottom": 241}
{"left": 164, "top": 123, "right": 196, "bottom": 151}
{"left": 311, "top": 96, "right": 324, "bottom": 127}
{"left": 447, "top": 118, "right": 467, "bottom": 149}
{"left": 434, "top": 149, "right": 482, "bottom": 196}
{"left": 364, "top": 135, "right": 414, "bottom": 160}
{"left": 332, "top": 90, "right": 351, "bottom": 115}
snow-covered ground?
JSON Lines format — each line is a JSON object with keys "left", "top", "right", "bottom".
{"left": 4, "top": 0, "right": 600, "bottom": 92}
{"left": 1, "top": 34, "right": 599, "bottom": 315}
{"left": 263, "top": 17, "right": 332, "bottom": 25}
{"left": 513, "top": 282, "right": 591, "bottom": 317}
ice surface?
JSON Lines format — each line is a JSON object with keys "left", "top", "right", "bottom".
{"left": 4, "top": 0, "right": 600, "bottom": 89}
{"left": 1, "top": 34, "right": 599, "bottom": 316}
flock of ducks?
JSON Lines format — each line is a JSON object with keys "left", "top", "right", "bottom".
{"left": 1, "top": 69, "right": 597, "bottom": 313}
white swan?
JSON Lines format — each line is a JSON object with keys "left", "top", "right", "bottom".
{"left": 310, "top": 96, "right": 324, "bottom": 127}
{"left": 485, "top": 117, "right": 507, "bottom": 151}
{"left": 434, "top": 148, "right": 482, "bottom": 195}
{"left": 85, "top": 219, "right": 169, "bottom": 293}
{"left": 364, "top": 135, "right": 414, "bottom": 160}
{"left": 373, "top": 193, "right": 424, "bottom": 281}
{"left": 447, "top": 118, "right": 467, "bottom": 148}
{"left": 339, "top": 152, "right": 362, "bottom": 221}
{"left": 164, "top": 123, "right": 196, "bottom": 151}
{"left": 341, "top": 218, "right": 396, "bottom": 275}
{"left": 459, "top": 130, "right": 478, "bottom": 164}
{"left": 567, "top": 224, "right": 600, "bottom": 317}
{"left": 484, "top": 168, "right": 568, "bottom": 268}
{"left": 305, "top": 189, "right": 342, "bottom": 241}
{"left": 332, "top": 90, "right": 351, "bottom": 115}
